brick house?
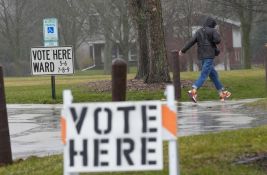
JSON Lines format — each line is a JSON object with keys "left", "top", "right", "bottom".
{"left": 77, "top": 34, "right": 137, "bottom": 70}
{"left": 78, "top": 14, "right": 242, "bottom": 71}
{"left": 165, "top": 14, "right": 242, "bottom": 71}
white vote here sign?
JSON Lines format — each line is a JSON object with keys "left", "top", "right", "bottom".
{"left": 31, "top": 46, "right": 74, "bottom": 75}
{"left": 62, "top": 101, "right": 163, "bottom": 173}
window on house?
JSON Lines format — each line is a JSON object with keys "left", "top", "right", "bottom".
{"left": 232, "top": 28, "right": 241, "bottom": 48}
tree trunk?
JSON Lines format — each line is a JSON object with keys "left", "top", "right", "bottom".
{"left": 136, "top": 18, "right": 149, "bottom": 79}
{"left": 128, "top": 0, "right": 149, "bottom": 79}
{"left": 71, "top": 20, "right": 80, "bottom": 70}
{"left": 241, "top": 23, "right": 252, "bottom": 69}
{"left": 238, "top": 1, "right": 253, "bottom": 69}
{"left": 104, "top": 35, "right": 112, "bottom": 74}
{"left": 121, "top": 3, "right": 130, "bottom": 66}
{"left": 144, "top": 0, "right": 170, "bottom": 83}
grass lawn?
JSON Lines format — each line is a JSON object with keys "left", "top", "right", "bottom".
{"left": 1, "top": 68, "right": 266, "bottom": 174}
{"left": 0, "top": 125, "right": 266, "bottom": 175}
{"left": 4, "top": 68, "right": 267, "bottom": 104}
{"left": 245, "top": 98, "right": 267, "bottom": 110}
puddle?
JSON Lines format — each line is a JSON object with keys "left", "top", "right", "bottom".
{"left": 6, "top": 99, "right": 267, "bottom": 159}
{"left": 178, "top": 99, "right": 267, "bottom": 136}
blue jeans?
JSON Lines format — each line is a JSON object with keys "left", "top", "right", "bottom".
{"left": 192, "top": 58, "right": 224, "bottom": 91}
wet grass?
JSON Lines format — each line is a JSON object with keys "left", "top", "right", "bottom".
{"left": 1, "top": 68, "right": 266, "bottom": 175}
{"left": 194, "top": 69, "right": 267, "bottom": 101}
{"left": 1, "top": 125, "right": 266, "bottom": 175}
{"left": 245, "top": 98, "right": 267, "bottom": 110}
{"left": 3, "top": 68, "right": 267, "bottom": 103}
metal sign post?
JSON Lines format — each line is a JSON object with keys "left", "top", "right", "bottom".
{"left": 165, "top": 85, "right": 180, "bottom": 175}
{"left": 43, "top": 18, "right": 59, "bottom": 100}
{"left": 30, "top": 46, "right": 74, "bottom": 103}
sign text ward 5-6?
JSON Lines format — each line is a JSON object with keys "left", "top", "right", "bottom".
{"left": 31, "top": 46, "right": 74, "bottom": 75}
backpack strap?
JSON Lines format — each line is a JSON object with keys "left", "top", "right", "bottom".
{"left": 200, "top": 27, "right": 211, "bottom": 46}
{"left": 200, "top": 27, "right": 217, "bottom": 48}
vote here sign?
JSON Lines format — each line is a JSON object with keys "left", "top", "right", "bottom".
{"left": 63, "top": 101, "right": 163, "bottom": 173}
{"left": 31, "top": 46, "right": 74, "bottom": 75}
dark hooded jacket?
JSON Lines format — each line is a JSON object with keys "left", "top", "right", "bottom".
{"left": 181, "top": 17, "right": 221, "bottom": 59}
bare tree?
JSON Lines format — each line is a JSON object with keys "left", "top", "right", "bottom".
{"left": 0, "top": 0, "right": 41, "bottom": 75}
{"left": 44, "top": 0, "right": 88, "bottom": 70}
{"left": 101, "top": 1, "right": 113, "bottom": 74}
{"left": 145, "top": 0, "right": 170, "bottom": 83}
{"left": 128, "top": 0, "right": 149, "bottom": 79}
{"left": 83, "top": 0, "right": 134, "bottom": 74}
{"left": 162, "top": 0, "right": 207, "bottom": 71}
{"left": 113, "top": 0, "right": 134, "bottom": 68}
{"left": 207, "top": 0, "right": 267, "bottom": 69}
{"left": 81, "top": 0, "right": 112, "bottom": 74}
{"left": 129, "top": 0, "right": 170, "bottom": 83}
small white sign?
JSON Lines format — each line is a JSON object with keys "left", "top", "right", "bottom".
{"left": 64, "top": 101, "right": 163, "bottom": 173}
{"left": 43, "top": 18, "right": 58, "bottom": 41}
{"left": 31, "top": 46, "right": 74, "bottom": 75}
{"left": 44, "top": 41, "right": 59, "bottom": 47}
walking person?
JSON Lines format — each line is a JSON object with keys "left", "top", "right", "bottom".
{"left": 179, "top": 17, "right": 231, "bottom": 103}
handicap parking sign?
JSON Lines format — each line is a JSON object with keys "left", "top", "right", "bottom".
{"left": 43, "top": 18, "right": 58, "bottom": 41}
{"left": 47, "top": 27, "right": 54, "bottom": 34}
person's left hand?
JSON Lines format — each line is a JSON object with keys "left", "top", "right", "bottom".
{"left": 179, "top": 50, "right": 184, "bottom": 56}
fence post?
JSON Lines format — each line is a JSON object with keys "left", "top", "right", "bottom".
{"left": 171, "top": 50, "right": 181, "bottom": 100}
{"left": 112, "top": 58, "right": 127, "bottom": 101}
{"left": 51, "top": 75, "right": 56, "bottom": 100}
{"left": 0, "top": 66, "right": 12, "bottom": 165}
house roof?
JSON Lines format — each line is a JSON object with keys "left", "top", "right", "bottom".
{"left": 196, "top": 12, "right": 241, "bottom": 27}
{"left": 87, "top": 34, "right": 136, "bottom": 44}
{"left": 88, "top": 34, "right": 105, "bottom": 44}
{"left": 214, "top": 16, "right": 241, "bottom": 27}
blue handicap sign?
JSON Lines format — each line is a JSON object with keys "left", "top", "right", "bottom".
{"left": 47, "top": 27, "right": 54, "bottom": 33}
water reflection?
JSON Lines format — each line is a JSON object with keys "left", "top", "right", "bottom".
{"left": 178, "top": 99, "right": 267, "bottom": 136}
{"left": 7, "top": 105, "right": 62, "bottom": 159}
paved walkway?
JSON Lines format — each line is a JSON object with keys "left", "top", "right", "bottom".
{"left": 178, "top": 99, "right": 267, "bottom": 136}
{"left": 7, "top": 99, "right": 267, "bottom": 159}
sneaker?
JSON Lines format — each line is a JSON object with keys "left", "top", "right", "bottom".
{"left": 220, "top": 90, "right": 231, "bottom": 102}
{"left": 188, "top": 89, "right": 197, "bottom": 103}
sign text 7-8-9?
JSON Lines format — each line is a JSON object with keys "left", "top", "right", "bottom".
{"left": 31, "top": 46, "right": 74, "bottom": 75}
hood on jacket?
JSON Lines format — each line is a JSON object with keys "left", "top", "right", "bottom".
{"left": 203, "top": 17, "right": 217, "bottom": 28}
